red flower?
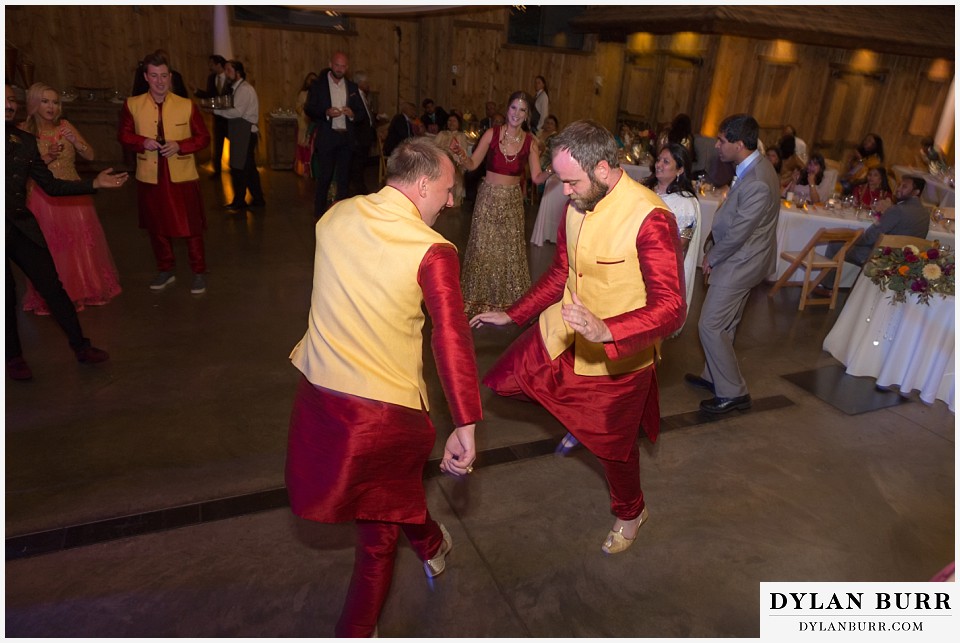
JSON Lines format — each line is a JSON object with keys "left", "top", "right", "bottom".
{"left": 927, "top": 248, "right": 940, "bottom": 260}
{"left": 882, "top": 247, "right": 893, "bottom": 255}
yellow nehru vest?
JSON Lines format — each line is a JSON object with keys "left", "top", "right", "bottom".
{"left": 290, "top": 186, "right": 455, "bottom": 411}
{"left": 126, "top": 92, "right": 200, "bottom": 184}
{"left": 539, "top": 172, "right": 667, "bottom": 376}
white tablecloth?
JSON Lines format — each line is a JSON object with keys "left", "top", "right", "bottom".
{"left": 531, "top": 175, "right": 566, "bottom": 246}
{"left": 695, "top": 193, "right": 955, "bottom": 287}
{"left": 823, "top": 274, "right": 955, "bottom": 411}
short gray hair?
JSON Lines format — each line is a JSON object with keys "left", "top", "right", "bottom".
{"left": 386, "top": 138, "right": 451, "bottom": 184}
{"left": 550, "top": 120, "right": 620, "bottom": 173}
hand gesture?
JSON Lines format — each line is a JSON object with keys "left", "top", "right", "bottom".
{"left": 144, "top": 138, "right": 162, "bottom": 151}
{"left": 561, "top": 292, "right": 612, "bottom": 343}
{"left": 93, "top": 168, "right": 129, "bottom": 189}
{"left": 340, "top": 106, "right": 354, "bottom": 119}
{"left": 327, "top": 107, "right": 343, "bottom": 118}
{"left": 159, "top": 140, "right": 181, "bottom": 158}
{"left": 58, "top": 123, "right": 78, "bottom": 145}
{"left": 469, "top": 311, "right": 511, "bottom": 329}
{"left": 440, "top": 424, "right": 476, "bottom": 477}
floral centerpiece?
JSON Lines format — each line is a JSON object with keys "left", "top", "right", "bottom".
{"left": 863, "top": 243, "right": 955, "bottom": 305}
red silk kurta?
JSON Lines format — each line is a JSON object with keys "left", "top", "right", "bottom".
{"left": 118, "top": 100, "right": 209, "bottom": 237}
{"left": 286, "top": 244, "right": 481, "bottom": 524}
{"left": 484, "top": 208, "right": 684, "bottom": 461}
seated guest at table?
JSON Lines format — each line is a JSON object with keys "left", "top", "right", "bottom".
{"left": 383, "top": 102, "right": 417, "bottom": 157}
{"left": 765, "top": 146, "right": 782, "bottom": 175}
{"left": 420, "top": 98, "right": 448, "bottom": 135}
{"left": 919, "top": 138, "right": 946, "bottom": 173}
{"left": 667, "top": 113, "right": 696, "bottom": 164}
{"left": 644, "top": 143, "right": 700, "bottom": 312}
{"left": 777, "top": 135, "right": 804, "bottom": 189}
{"left": 852, "top": 166, "right": 892, "bottom": 208}
{"left": 822, "top": 175, "right": 930, "bottom": 286}
{"left": 537, "top": 115, "right": 559, "bottom": 166}
{"left": 782, "top": 125, "right": 807, "bottom": 163}
{"left": 782, "top": 153, "right": 830, "bottom": 203}
{"left": 839, "top": 133, "right": 884, "bottom": 194}
{"left": 433, "top": 113, "right": 469, "bottom": 207}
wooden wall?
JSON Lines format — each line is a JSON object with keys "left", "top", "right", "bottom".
{"left": 6, "top": 5, "right": 952, "bottom": 169}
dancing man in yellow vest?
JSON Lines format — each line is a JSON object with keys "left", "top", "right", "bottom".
{"left": 472, "top": 120, "right": 685, "bottom": 555}
{"left": 286, "top": 138, "right": 481, "bottom": 636}
{"left": 119, "top": 50, "right": 210, "bottom": 294}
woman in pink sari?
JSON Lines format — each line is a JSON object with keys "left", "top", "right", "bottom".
{"left": 18, "top": 82, "right": 121, "bottom": 314}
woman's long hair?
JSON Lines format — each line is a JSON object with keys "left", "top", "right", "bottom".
{"left": 644, "top": 143, "right": 696, "bottom": 198}
{"left": 507, "top": 90, "right": 535, "bottom": 132}
{"left": 22, "top": 82, "right": 62, "bottom": 136}
{"left": 798, "top": 153, "right": 826, "bottom": 186}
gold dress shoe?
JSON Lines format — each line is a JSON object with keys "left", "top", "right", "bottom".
{"left": 602, "top": 506, "right": 649, "bottom": 554}
{"left": 423, "top": 523, "right": 452, "bottom": 578}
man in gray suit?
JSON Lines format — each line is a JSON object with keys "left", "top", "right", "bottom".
{"left": 685, "top": 114, "right": 780, "bottom": 414}
{"left": 837, "top": 175, "right": 930, "bottom": 267}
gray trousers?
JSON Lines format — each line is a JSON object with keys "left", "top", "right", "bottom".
{"left": 698, "top": 283, "right": 753, "bottom": 398}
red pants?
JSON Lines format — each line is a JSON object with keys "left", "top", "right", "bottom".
{"left": 335, "top": 515, "right": 445, "bottom": 637}
{"left": 596, "top": 439, "right": 645, "bottom": 521}
{"left": 149, "top": 233, "right": 206, "bottom": 273}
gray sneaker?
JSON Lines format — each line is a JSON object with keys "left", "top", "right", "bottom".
{"left": 423, "top": 523, "right": 452, "bottom": 578}
{"left": 149, "top": 271, "right": 176, "bottom": 291}
{"left": 190, "top": 273, "right": 207, "bottom": 295}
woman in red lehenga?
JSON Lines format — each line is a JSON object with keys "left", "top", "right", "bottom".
{"left": 18, "top": 82, "right": 121, "bottom": 314}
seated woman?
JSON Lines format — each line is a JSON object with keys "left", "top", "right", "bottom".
{"left": 839, "top": 133, "right": 884, "bottom": 194}
{"left": 766, "top": 146, "right": 783, "bottom": 176}
{"left": 852, "top": 166, "right": 892, "bottom": 208}
{"left": 782, "top": 153, "right": 831, "bottom": 204}
{"left": 432, "top": 113, "right": 469, "bottom": 207}
{"left": 644, "top": 143, "right": 700, "bottom": 316}
{"left": 777, "top": 135, "right": 805, "bottom": 189}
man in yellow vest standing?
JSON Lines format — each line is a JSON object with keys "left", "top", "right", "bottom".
{"left": 119, "top": 50, "right": 211, "bottom": 294}
{"left": 285, "top": 138, "right": 481, "bottom": 637}
{"left": 472, "top": 120, "right": 686, "bottom": 556}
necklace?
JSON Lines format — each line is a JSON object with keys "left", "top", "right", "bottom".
{"left": 500, "top": 128, "right": 523, "bottom": 163}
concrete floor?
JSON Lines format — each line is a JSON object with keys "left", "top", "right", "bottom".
{"left": 4, "top": 162, "right": 955, "bottom": 638}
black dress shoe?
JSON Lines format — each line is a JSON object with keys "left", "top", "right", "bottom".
{"left": 700, "top": 394, "right": 751, "bottom": 414}
{"left": 6, "top": 356, "right": 33, "bottom": 381}
{"left": 683, "top": 373, "right": 715, "bottom": 393}
{"left": 224, "top": 201, "right": 247, "bottom": 211}
{"left": 75, "top": 345, "right": 110, "bottom": 364}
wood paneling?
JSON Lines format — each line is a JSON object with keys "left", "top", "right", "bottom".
{"left": 6, "top": 5, "right": 953, "bottom": 169}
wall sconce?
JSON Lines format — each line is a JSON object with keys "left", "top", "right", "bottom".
{"left": 594, "top": 75, "right": 603, "bottom": 95}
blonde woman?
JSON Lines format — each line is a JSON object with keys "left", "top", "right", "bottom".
{"left": 18, "top": 82, "right": 121, "bottom": 314}
{"left": 451, "top": 91, "right": 551, "bottom": 316}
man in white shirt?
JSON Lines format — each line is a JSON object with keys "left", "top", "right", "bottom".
{"left": 305, "top": 51, "right": 367, "bottom": 217}
{"left": 533, "top": 75, "right": 549, "bottom": 134}
{"left": 215, "top": 60, "right": 265, "bottom": 210}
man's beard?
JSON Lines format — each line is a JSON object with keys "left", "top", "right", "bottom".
{"left": 570, "top": 173, "right": 608, "bottom": 213}
{"left": 331, "top": 70, "right": 344, "bottom": 80}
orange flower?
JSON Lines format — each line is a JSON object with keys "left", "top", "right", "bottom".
{"left": 920, "top": 252, "right": 929, "bottom": 260}
{"left": 898, "top": 265, "right": 910, "bottom": 276}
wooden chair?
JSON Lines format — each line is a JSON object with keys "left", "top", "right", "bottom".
{"left": 873, "top": 234, "right": 937, "bottom": 253}
{"left": 768, "top": 227, "right": 864, "bottom": 310}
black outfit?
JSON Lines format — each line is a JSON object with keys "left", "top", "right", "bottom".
{"left": 6, "top": 126, "right": 96, "bottom": 359}
{"left": 131, "top": 65, "right": 189, "bottom": 99}
{"left": 382, "top": 113, "right": 413, "bottom": 159}
{"left": 348, "top": 89, "right": 377, "bottom": 197}
{"left": 304, "top": 69, "right": 367, "bottom": 216}
{"left": 194, "top": 71, "right": 231, "bottom": 175}
{"left": 420, "top": 106, "right": 448, "bottom": 133}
